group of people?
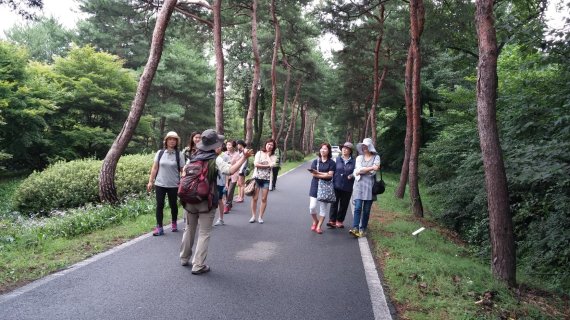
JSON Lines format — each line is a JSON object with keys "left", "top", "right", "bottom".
{"left": 145, "top": 128, "right": 380, "bottom": 275}
{"left": 308, "top": 138, "right": 381, "bottom": 238}
{"left": 146, "top": 129, "right": 282, "bottom": 274}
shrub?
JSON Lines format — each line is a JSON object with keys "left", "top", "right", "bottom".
{"left": 12, "top": 154, "right": 153, "bottom": 215}
{"left": 284, "top": 150, "right": 304, "bottom": 162}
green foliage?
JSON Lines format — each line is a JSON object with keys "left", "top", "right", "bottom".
{"left": 423, "top": 45, "right": 570, "bottom": 291}
{"left": 5, "top": 17, "right": 74, "bottom": 63}
{"left": 13, "top": 154, "right": 153, "bottom": 215}
{"left": 284, "top": 150, "right": 304, "bottom": 162}
{"left": 0, "top": 41, "right": 56, "bottom": 171}
{"left": 0, "top": 177, "right": 23, "bottom": 216}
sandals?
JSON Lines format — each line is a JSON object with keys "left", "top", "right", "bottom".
{"left": 326, "top": 221, "right": 337, "bottom": 229}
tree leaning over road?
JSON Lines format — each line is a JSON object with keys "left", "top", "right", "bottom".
{"left": 99, "top": 0, "right": 177, "bottom": 203}
{"left": 475, "top": 0, "right": 516, "bottom": 286}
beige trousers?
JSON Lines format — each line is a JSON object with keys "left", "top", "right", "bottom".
{"left": 180, "top": 202, "right": 215, "bottom": 272}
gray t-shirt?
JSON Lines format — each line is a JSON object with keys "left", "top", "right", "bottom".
{"left": 153, "top": 150, "right": 185, "bottom": 188}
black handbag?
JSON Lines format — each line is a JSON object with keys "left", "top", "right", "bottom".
{"left": 372, "top": 168, "right": 385, "bottom": 195}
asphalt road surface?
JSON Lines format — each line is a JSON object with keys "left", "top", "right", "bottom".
{"left": 0, "top": 162, "right": 394, "bottom": 320}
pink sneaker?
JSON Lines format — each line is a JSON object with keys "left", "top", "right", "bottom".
{"left": 171, "top": 222, "right": 178, "bottom": 232}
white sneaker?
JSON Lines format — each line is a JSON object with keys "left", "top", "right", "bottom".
{"left": 249, "top": 216, "right": 255, "bottom": 223}
{"left": 258, "top": 218, "right": 264, "bottom": 224}
{"left": 214, "top": 219, "right": 224, "bottom": 226}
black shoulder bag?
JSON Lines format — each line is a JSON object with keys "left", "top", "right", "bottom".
{"left": 372, "top": 157, "right": 385, "bottom": 195}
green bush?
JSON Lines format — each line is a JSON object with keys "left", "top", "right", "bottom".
{"left": 12, "top": 154, "right": 153, "bottom": 215}
{"left": 284, "top": 150, "right": 304, "bottom": 162}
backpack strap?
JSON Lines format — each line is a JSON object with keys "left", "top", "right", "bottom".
{"left": 156, "top": 149, "right": 165, "bottom": 177}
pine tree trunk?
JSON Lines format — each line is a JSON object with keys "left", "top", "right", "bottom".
{"left": 99, "top": 0, "right": 177, "bottom": 203}
{"left": 395, "top": 46, "right": 414, "bottom": 199}
{"left": 213, "top": 0, "right": 224, "bottom": 134}
{"left": 409, "top": 0, "right": 425, "bottom": 217}
{"left": 370, "top": 4, "right": 385, "bottom": 146}
{"left": 299, "top": 105, "right": 306, "bottom": 153}
{"left": 276, "top": 64, "right": 291, "bottom": 145}
{"left": 475, "top": 0, "right": 516, "bottom": 287}
{"left": 270, "top": 0, "right": 281, "bottom": 140}
{"left": 245, "top": 0, "right": 260, "bottom": 146}
{"left": 283, "top": 79, "right": 301, "bottom": 162}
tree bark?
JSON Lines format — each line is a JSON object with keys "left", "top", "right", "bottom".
{"left": 213, "top": 0, "right": 224, "bottom": 134}
{"left": 276, "top": 64, "right": 291, "bottom": 145}
{"left": 299, "top": 104, "right": 307, "bottom": 153}
{"left": 99, "top": 0, "right": 177, "bottom": 203}
{"left": 475, "top": 0, "right": 516, "bottom": 287}
{"left": 283, "top": 79, "right": 301, "bottom": 162}
{"left": 254, "top": 87, "right": 265, "bottom": 149}
{"left": 291, "top": 102, "right": 300, "bottom": 155}
{"left": 409, "top": 0, "right": 425, "bottom": 217}
{"left": 269, "top": 0, "right": 281, "bottom": 140}
{"left": 245, "top": 0, "right": 260, "bottom": 146}
{"left": 370, "top": 4, "right": 385, "bottom": 146}
{"left": 395, "top": 46, "right": 413, "bottom": 199}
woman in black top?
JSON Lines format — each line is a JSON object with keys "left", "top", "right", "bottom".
{"left": 327, "top": 142, "right": 355, "bottom": 229}
{"left": 307, "top": 143, "right": 336, "bottom": 234}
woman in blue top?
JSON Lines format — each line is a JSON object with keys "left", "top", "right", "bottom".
{"left": 327, "top": 142, "right": 355, "bottom": 229}
{"left": 308, "top": 143, "right": 336, "bottom": 234}
{"left": 350, "top": 138, "right": 381, "bottom": 238}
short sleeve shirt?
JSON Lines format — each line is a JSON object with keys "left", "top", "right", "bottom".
{"left": 309, "top": 158, "right": 336, "bottom": 198}
{"left": 153, "top": 150, "right": 185, "bottom": 188}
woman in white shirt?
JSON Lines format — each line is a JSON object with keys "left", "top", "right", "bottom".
{"left": 250, "top": 139, "right": 277, "bottom": 224}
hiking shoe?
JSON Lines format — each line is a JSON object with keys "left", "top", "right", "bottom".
{"left": 171, "top": 221, "right": 178, "bottom": 232}
{"left": 214, "top": 219, "right": 224, "bottom": 226}
{"left": 349, "top": 228, "right": 359, "bottom": 237}
{"left": 191, "top": 265, "right": 211, "bottom": 275}
{"left": 152, "top": 226, "right": 164, "bottom": 236}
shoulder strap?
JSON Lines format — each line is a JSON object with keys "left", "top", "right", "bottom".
{"left": 156, "top": 149, "right": 165, "bottom": 176}
{"left": 157, "top": 149, "right": 165, "bottom": 163}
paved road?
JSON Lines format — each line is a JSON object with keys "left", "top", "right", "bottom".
{"left": 0, "top": 163, "right": 393, "bottom": 320}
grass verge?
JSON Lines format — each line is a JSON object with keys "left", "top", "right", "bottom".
{"left": 369, "top": 172, "right": 569, "bottom": 319}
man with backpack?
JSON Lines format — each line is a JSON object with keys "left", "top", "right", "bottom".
{"left": 179, "top": 129, "right": 253, "bottom": 275}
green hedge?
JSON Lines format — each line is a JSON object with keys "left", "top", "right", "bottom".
{"left": 13, "top": 154, "right": 153, "bottom": 215}
{"left": 284, "top": 150, "right": 304, "bottom": 162}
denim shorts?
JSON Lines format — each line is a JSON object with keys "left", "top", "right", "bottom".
{"left": 217, "top": 185, "right": 227, "bottom": 198}
{"left": 255, "top": 179, "right": 270, "bottom": 189}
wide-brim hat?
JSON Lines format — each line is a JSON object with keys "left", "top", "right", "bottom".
{"left": 163, "top": 131, "right": 180, "bottom": 147}
{"left": 356, "top": 138, "right": 377, "bottom": 154}
{"left": 341, "top": 142, "right": 354, "bottom": 151}
{"left": 197, "top": 129, "right": 225, "bottom": 151}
